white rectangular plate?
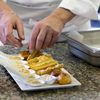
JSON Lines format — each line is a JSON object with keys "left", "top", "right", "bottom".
{"left": 7, "top": 69, "right": 81, "bottom": 91}
{"left": 0, "top": 51, "right": 81, "bottom": 91}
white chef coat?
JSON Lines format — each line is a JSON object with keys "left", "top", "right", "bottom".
{"left": 6, "top": 0, "right": 100, "bottom": 32}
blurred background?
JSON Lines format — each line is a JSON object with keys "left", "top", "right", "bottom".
{"left": 91, "top": 7, "right": 100, "bottom": 28}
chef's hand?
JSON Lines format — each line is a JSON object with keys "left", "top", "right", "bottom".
{"left": 29, "top": 8, "right": 75, "bottom": 51}
{"left": 0, "top": 1, "right": 24, "bottom": 47}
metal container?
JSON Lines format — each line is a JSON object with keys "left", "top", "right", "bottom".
{"left": 67, "top": 30, "right": 100, "bottom": 66}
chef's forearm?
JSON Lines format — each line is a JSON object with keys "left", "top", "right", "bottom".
{"left": 0, "top": 0, "right": 6, "bottom": 2}
{"left": 0, "top": 0, "right": 7, "bottom": 2}
{"left": 59, "top": 0, "right": 99, "bottom": 19}
{"left": 51, "top": 8, "right": 75, "bottom": 25}
{"left": 0, "top": 0, "right": 14, "bottom": 14}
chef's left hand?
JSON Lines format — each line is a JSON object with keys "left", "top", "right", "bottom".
{"left": 28, "top": 8, "right": 75, "bottom": 51}
{"left": 29, "top": 15, "right": 63, "bottom": 51}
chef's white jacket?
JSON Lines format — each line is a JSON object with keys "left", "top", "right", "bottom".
{"left": 5, "top": 0, "right": 100, "bottom": 32}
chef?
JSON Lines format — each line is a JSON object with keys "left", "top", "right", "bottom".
{"left": 0, "top": 0, "right": 99, "bottom": 51}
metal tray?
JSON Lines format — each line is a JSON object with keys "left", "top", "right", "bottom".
{"left": 67, "top": 30, "right": 100, "bottom": 66}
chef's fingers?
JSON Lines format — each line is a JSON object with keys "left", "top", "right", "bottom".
{"left": 2, "top": 24, "right": 13, "bottom": 44}
{"left": 6, "top": 34, "right": 22, "bottom": 47}
{"left": 0, "top": 26, "right": 5, "bottom": 43}
{"left": 35, "top": 26, "right": 48, "bottom": 50}
{"left": 49, "top": 31, "right": 59, "bottom": 47}
{"left": 4, "top": 25, "right": 22, "bottom": 47}
{"left": 42, "top": 27, "right": 53, "bottom": 49}
{"left": 16, "top": 18, "right": 25, "bottom": 40}
{"left": 29, "top": 23, "right": 40, "bottom": 52}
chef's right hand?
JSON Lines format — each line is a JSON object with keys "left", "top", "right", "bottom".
{"left": 0, "top": 1, "right": 24, "bottom": 47}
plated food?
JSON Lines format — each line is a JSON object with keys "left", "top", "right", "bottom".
{"left": 19, "top": 50, "right": 71, "bottom": 85}
{"left": 0, "top": 51, "right": 81, "bottom": 91}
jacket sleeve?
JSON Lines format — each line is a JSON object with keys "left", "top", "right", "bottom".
{"left": 59, "top": 0, "right": 100, "bottom": 19}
